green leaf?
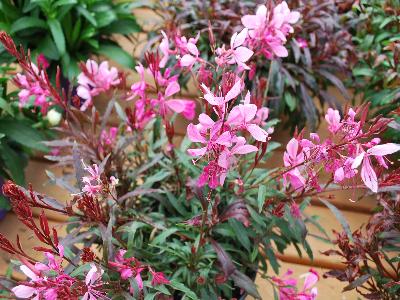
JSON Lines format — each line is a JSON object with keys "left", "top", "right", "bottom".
{"left": 0, "top": 143, "right": 27, "bottom": 185}
{"left": 47, "top": 19, "right": 66, "bottom": 55}
{"left": 98, "top": 44, "right": 135, "bottom": 68}
{"left": 36, "top": 35, "right": 60, "bottom": 60}
{"left": 284, "top": 92, "right": 296, "bottom": 112}
{"left": 77, "top": 6, "right": 97, "bottom": 26}
{"left": 10, "top": 17, "right": 47, "bottom": 33}
{"left": 228, "top": 219, "right": 250, "bottom": 251}
{"left": 103, "top": 18, "right": 141, "bottom": 34}
{"left": 320, "top": 198, "right": 353, "bottom": 242}
{"left": 168, "top": 280, "right": 199, "bottom": 300}
{"left": 0, "top": 97, "right": 13, "bottom": 115}
{"left": 150, "top": 228, "right": 177, "bottom": 245}
{"left": 0, "top": 120, "right": 48, "bottom": 152}
{"left": 257, "top": 185, "right": 266, "bottom": 213}
{"left": 353, "top": 67, "right": 374, "bottom": 77}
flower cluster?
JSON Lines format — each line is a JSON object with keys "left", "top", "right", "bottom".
{"left": 241, "top": 2, "right": 300, "bottom": 58}
{"left": 283, "top": 106, "right": 400, "bottom": 193}
{"left": 272, "top": 268, "right": 319, "bottom": 300}
{"left": 77, "top": 60, "right": 121, "bottom": 111}
{"left": 187, "top": 76, "right": 271, "bottom": 188}
{"left": 13, "top": 254, "right": 106, "bottom": 300}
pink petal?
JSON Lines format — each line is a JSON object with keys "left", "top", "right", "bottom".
{"left": 226, "top": 106, "right": 242, "bottom": 126}
{"left": 234, "top": 46, "right": 254, "bottom": 63}
{"left": 224, "top": 79, "right": 242, "bottom": 102}
{"left": 231, "top": 28, "right": 248, "bottom": 49}
{"left": 286, "top": 138, "right": 299, "bottom": 159}
{"left": 351, "top": 152, "right": 365, "bottom": 169}
{"left": 198, "top": 113, "right": 215, "bottom": 128}
{"left": 187, "top": 147, "right": 207, "bottom": 157}
{"left": 180, "top": 54, "right": 196, "bottom": 67}
{"left": 334, "top": 167, "right": 344, "bottom": 183}
{"left": 247, "top": 124, "right": 268, "bottom": 142}
{"left": 302, "top": 271, "right": 319, "bottom": 291}
{"left": 288, "top": 11, "right": 301, "bottom": 24}
{"left": 241, "top": 15, "right": 259, "bottom": 29}
{"left": 20, "top": 265, "right": 38, "bottom": 281}
{"left": 187, "top": 42, "right": 199, "bottom": 56}
{"left": 165, "top": 81, "right": 180, "bottom": 97}
{"left": 12, "top": 285, "right": 36, "bottom": 298}
{"left": 166, "top": 99, "right": 195, "bottom": 119}
{"left": 233, "top": 145, "right": 258, "bottom": 155}
{"left": 217, "top": 151, "right": 230, "bottom": 169}
{"left": 361, "top": 157, "right": 378, "bottom": 193}
{"left": 367, "top": 143, "right": 400, "bottom": 156}
{"left": 187, "top": 124, "right": 206, "bottom": 143}
{"left": 77, "top": 86, "right": 91, "bottom": 100}
{"left": 215, "top": 131, "right": 232, "bottom": 146}
{"left": 243, "top": 104, "right": 258, "bottom": 123}
{"left": 271, "top": 44, "right": 288, "bottom": 57}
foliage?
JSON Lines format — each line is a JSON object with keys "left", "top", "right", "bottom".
{"left": 0, "top": 64, "right": 52, "bottom": 213}
{"left": 147, "top": 0, "right": 355, "bottom": 130}
{"left": 0, "top": 1, "right": 399, "bottom": 298}
{"left": 346, "top": 0, "right": 400, "bottom": 142}
{"left": 323, "top": 191, "right": 400, "bottom": 299}
{"left": 0, "top": 0, "right": 142, "bottom": 79}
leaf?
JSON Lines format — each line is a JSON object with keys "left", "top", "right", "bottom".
{"left": 284, "top": 92, "right": 296, "bottom": 112}
{"left": 168, "top": 280, "right": 199, "bottom": 300}
{"left": 103, "top": 19, "right": 141, "bottom": 34}
{"left": 353, "top": 67, "right": 375, "bottom": 77}
{"left": 47, "top": 19, "right": 66, "bottom": 55}
{"left": 230, "top": 270, "right": 261, "bottom": 299}
{"left": 98, "top": 44, "right": 135, "bottom": 68}
{"left": 265, "top": 247, "right": 280, "bottom": 274}
{"left": 210, "top": 240, "right": 235, "bottom": 277}
{"left": 319, "top": 198, "right": 353, "bottom": 242}
{"left": 0, "top": 97, "right": 13, "bottom": 115}
{"left": 228, "top": 219, "right": 250, "bottom": 251}
{"left": 257, "top": 185, "right": 266, "bottom": 213}
{"left": 343, "top": 274, "right": 371, "bottom": 292}
{"left": 0, "top": 143, "right": 27, "bottom": 185}
{"left": 150, "top": 228, "right": 177, "bottom": 245}
{"left": 10, "top": 17, "right": 47, "bottom": 33}
{"left": 0, "top": 119, "right": 48, "bottom": 152}
{"left": 77, "top": 6, "right": 97, "bottom": 26}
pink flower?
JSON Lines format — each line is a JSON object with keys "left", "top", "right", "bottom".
{"left": 296, "top": 38, "right": 308, "bottom": 48}
{"left": 77, "top": 60, "right": 120, "bottom": 111}
{"left": 158, "top": 80, "right": 196, "bottom": 120}
{"left": 241, "top": 5, "right": 268, "bottom": 38}
{"left": 150, "top": 269, "right": 170, "bottom": 286}
{"left": 159, "top": 31, "right": 170, "bottom": 68}
{"left": 226, "top": 91, "right": 269, "bottom": 142}
{"left": 325, "top": 108, "right": 341, "bottom": 134}
{"left": 82, "top": 163, "right": 102, "bottom": 196}
{"left": 271, "top": 1, "right": 300, "bottom": 38}
{"left": 201, "top": 78, "right": 242, "bottom": 107}
{"left": 283, "top": 138, "right": 306, "bottom": 190}
{"left": 351, "top": 143, "right": 400, "bottom": 192}
{"left": 129, "top": 63, "right": 147, "bottom": 100}
{"left": 14, "top": 64, "right": 51, "bottom": 114}
{"left": 180, "top": 41, "right": 200, "bottom": 68}
{"left": 216, "top": 29, "right": 253, "bottom": 69}
{"left": 218, "top": 137, "right": 258, "bottom": 170}
{"left": 12, "top": 265, "right": 40, "bottom": 299}
{"left": 273, "top": 268, "right": 318, "bottom": 300}
{"left": 83, "top": 264, "right": 105, "bottom": 300}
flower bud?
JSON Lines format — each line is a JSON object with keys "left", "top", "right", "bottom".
{"left": 47, "top": 109, "right": 62, "bottom": 126}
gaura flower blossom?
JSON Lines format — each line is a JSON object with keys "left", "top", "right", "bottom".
{"left": 149, "top": 268, "right": 170, "bottom": 286}
{"left": 157, "top": 80, "right": 196, "bottom": 120}
{"left": 272, "top": 268, "right": 318, "bottom": 300}
{"left": 216, "top": 28, "right": 254, "bottom": 70}
{"left": 283, "top": 138, "right": 306, "bottom": 190}
{"left": 201, "top": 78, "right": 242, "bottom": 107}
{"left": 12, "top": 265, "right": 40, "bottom": 299}
{"left": 14, "top": 63, "right": 51, "bottom": 114}
{"left": 83, "top": 264, "right": 106, "bottom": 300}
{"left": 82, "top": 163, "right": 102, "bottom": 196}
{"left": 226, "top": 91, "right": 269, "bottom": 142}
{"left": 129, "top": 63, "right": 147, "bottom": 101}
{"left": 351, "top": 142, "right": 400, "bottom": 193}
{"left": 77, "top": 60, "right": 120, "bottom": 111}
{"left": 179, "top": 39, "right": 200, "bottom": 68}
{"left": 241, "top": 2, "right": 300, "bottom": 58}
{"left": 159, "top": 31, "right": 170, "bottom": 68}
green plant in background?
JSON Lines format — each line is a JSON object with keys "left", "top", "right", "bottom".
{"left": 0, "top": 65, "right": 51, "bottom": 212}
{"left": 0, "top": 0, "right": 142, "bottom": 79}
{"left": 348, "top": 0, "right": 400, "bottom": 141}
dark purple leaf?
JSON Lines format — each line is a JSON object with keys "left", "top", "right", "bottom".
{"left": 343, "top": 274, "right": 371, "bottom": 292}
{"left": 210, "top": 239, "right": 235, "bottom": 277}
{"left": 230, "top": 269, "right": 261, "bottom": 299}
{"left": 219, "top": 200, "right": 250, "bottom": 227}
